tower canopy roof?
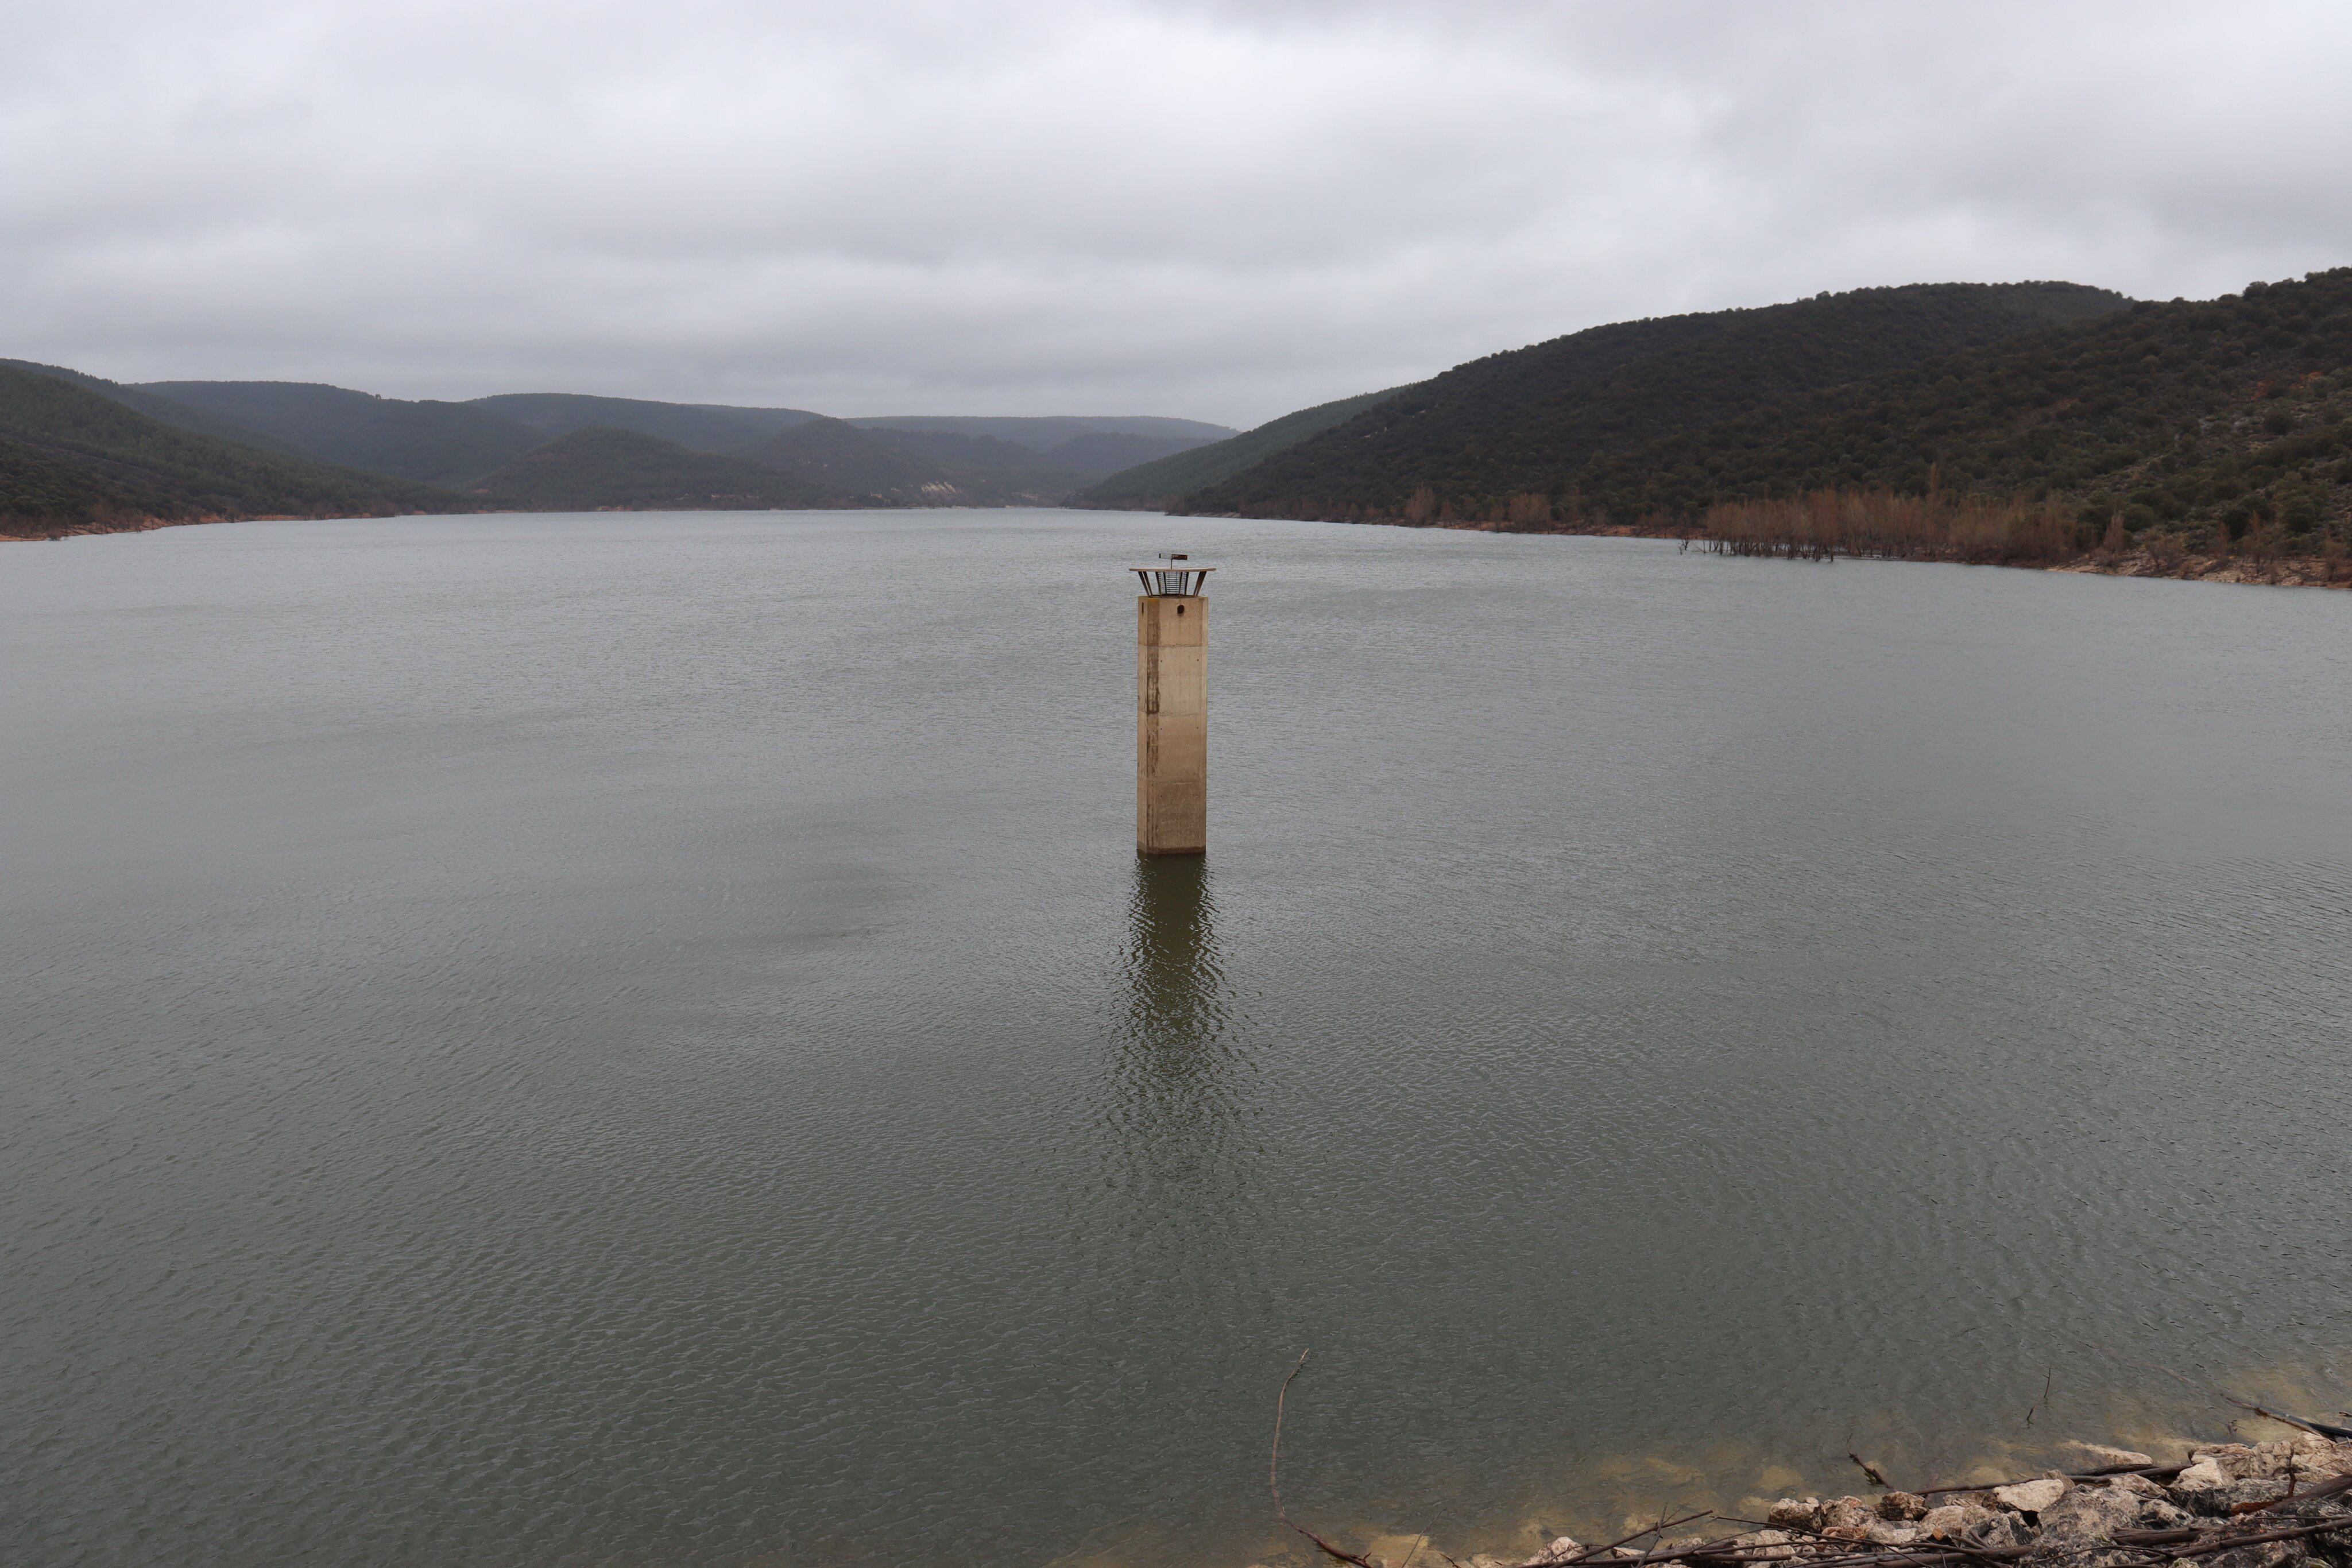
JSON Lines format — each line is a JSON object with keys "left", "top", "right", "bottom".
{"left": 1131, "top": 552, "right": 1213, "bottom": 596}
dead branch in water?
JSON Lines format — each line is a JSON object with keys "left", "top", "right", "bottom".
{"left": 1267, "top": 1348, "right": 1376, "bottom": 1568}
{"left": 1271, "top": 1349, "right": 1310, "bottom": 1521}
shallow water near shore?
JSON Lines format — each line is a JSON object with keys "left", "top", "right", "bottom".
{"left": 4, "top": 509, "right": 2350, "bottom": 1567}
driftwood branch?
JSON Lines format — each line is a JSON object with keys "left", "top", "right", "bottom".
{"left": 1267, "top": 1349, "right": 1377, "bottom": 1568}
{"left": 1271, "top": 1349, "right": 1309, "bottom": 1522}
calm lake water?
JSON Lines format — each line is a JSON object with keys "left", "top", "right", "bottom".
{"left": 4, "top": 510, "right": 2350, "bottom": 1567}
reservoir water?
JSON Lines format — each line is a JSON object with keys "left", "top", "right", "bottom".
{"left": 4, "top": 510, "right": 2349, "bottom": 1567}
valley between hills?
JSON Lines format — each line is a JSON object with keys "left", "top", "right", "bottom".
{"left": 9, "top": 269, "right": 2352, "bottom": 587}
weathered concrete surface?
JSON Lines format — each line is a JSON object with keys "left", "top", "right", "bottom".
{"left": 1136, "top": 594, "right": 1207, "bottom": 856}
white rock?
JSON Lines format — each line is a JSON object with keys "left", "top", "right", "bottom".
{"left": 1864, "top": 1523, "right": 1922, "bottom": 1546}
{"left": 1525, "top": 1535, "right": 1584, "bottom": 1566}
{"left": 2175, "top": 1458, "right": 2228, "bottom": 1489}
{"left": 1992, "top": 1478, "right": 2067, "bottom": 1514}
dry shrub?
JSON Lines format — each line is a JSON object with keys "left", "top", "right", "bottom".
{"left": 1506, "top": 492, "right": 1553, "bottom": 529}
{"left": 1700, "top": 489, "right": 2079, "bottom": 566}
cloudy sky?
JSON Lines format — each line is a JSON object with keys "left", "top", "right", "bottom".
{"left": 6, "top": 1, "right": 2350, "bottom": 425}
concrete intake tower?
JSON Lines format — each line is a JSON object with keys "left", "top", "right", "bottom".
{"left": 1131, "top": 555, "right": 1212, "bottom": 857}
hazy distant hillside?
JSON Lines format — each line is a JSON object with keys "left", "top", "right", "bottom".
{"left": 1557, "top": 268, "right": 2352, "bottom": 542}
{"left": 469, "top": 427, "right": 830, "bottom": 511}
{"left": 139, "top": 380, "right": 543, "bottom": 486}
{"left": 846, "top": 414, "right": 1232, "bottom": 454}
{"left": 3, "top": 367, "right": 1228, "bottom": 514}
{"left": 1074, "top": 388, "right": 1400, "bottom": 509}
{"left": 739, "top": 417, "right": 937, "bottom": 501}
{"left": 860, "top": 425, "right": 1074, "bottom": 477}
{"left": 470, "top": 393, "right": 820, "bottom": 453}
{"left": 1179, "top": 282, "right": 2130, "bottom": 517}
{"left": 741, "top": 417, "right": 1091, "bottom": 504}
{"left": 1042, "top": 430, "right": 1216, "bottom": 481}
{"left": 0, "top": 363, "right": 458, "bottom": 536}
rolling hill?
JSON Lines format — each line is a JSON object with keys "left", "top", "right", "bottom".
{"left": 137, "top": 380, "right": 547, "bottom": 486}
{"left": 1174, "top": 282, "right": 2130, "bottom": 518}
{"left": 844, "top": 414, "right": 1231, "bottom": 454}
{"left": 739, "top": 417, "right": 1100, "bottom": 505}
{"left": 1, "top": 360, "right": 313, "bottom": 456}
{"left": 469, "top": 393, "right": 821, "bottom": 454}
{"left": 87, "top": 384, "right": 1219, "bottom": 504}
{"left": 467, "top": 427, "right": 830, "bottom": 510}
{"left": 0, "top": 362, "right": 460, "bottom": 537}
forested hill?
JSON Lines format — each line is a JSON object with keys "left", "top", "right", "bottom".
{"left": 1558, "top": 268, "right": 2352, "bottom": 543}
{"left": 142, "top": 380, "right": 548, "bottom": 486}
{"left": 1175, "top": 282, "right": 2129, "bottom": 518}
{"left": 0, "top": 363, "right": 459, "bottom": 537}
{"left": 0, "top": 359, "right": 310, "bottom": 455}
{"left": 468, "top": 393, "right": 819, "bottom": 454}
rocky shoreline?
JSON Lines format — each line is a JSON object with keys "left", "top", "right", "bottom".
{"left": 1370, "top": 1434, "right": 2352, "bottom": 1568}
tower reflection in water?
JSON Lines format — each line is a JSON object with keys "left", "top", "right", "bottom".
{"left": 1103, "top": 856, "right": 1258, "bottom": 1208}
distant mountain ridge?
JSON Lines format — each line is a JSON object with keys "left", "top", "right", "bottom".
{"left": 467, "top": 427, "right": 829, "bottom": 511}
{"left": 55, "top": 375, "right": 1229, "bottom": 506}
{"left": 735, "top": 418, "right": 1082, "bottom": 504}
{"left": 844, "top": 414, "right": 1231, "bottom": 451}
{"left": 0, "top": 355, "right": 1244, "bottom": 532}
{"left": 142, "top": 380, "right": 546, "bottom": 486}
{"left": 469, "top": 393, "right": 821, "bottom": 454}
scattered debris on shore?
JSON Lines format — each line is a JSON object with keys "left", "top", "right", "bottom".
{"left": 1256, "top": 1352, "right": 2352, "bottom": 1568}
{"left": 1262, "top": 1433, "right": 2352, "bottom": 1568}
{"left": 1490, "top": 1434, "right": 2352, "bottom": 1568}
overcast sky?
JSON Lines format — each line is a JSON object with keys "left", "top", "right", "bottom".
{"left": 6, "top": 1, "right": 2350, "bottom": 425}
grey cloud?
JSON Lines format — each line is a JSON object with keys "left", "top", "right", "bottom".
{"left": 5, "top": 0, "right": 2349, "bottom": 424}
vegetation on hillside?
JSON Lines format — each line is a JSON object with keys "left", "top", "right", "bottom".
{"left": 467, "top": 427, "right": 830, "bottom": 510}
{"left": 2, "top": 359, "right": 311, "bottom": 455}
{"left": 1074, "top": 387, "right": 1401, "bottom": 509}
{"left": 0, "top": 363, "right": 459, "bottom": 537}
{"left": 741, "top": 416, "right": 1097, "bottom": 504}
{"left": 140, "top": 380, "right": 546, "bottom": 485}
{"left": 1175, "top": 282, "right": 2129, "bottom": 518}
{"left": 469, "top": 393, "right": 819, "bottom": 454}
{"left": 1553, "top": 269, "right": 2352, "bottom": 552}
